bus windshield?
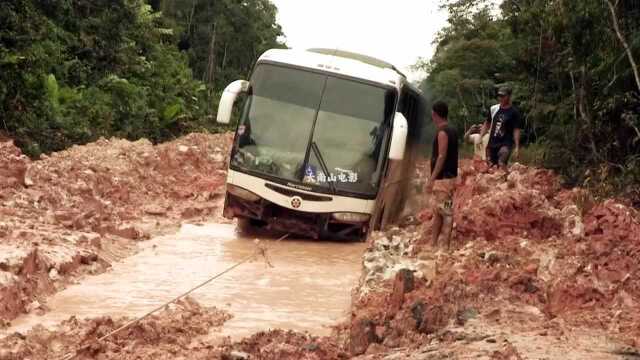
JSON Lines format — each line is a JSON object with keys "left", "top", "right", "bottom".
{"left": 231, "top": 63, "right": 397, "bottom": 197}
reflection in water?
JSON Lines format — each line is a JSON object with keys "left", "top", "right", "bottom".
{"left": 4, "top": 224, "right": 364, "bottom": 339}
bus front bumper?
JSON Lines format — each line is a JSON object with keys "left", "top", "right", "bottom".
{"left": 223, "top": 191, "right": 368, "bottom": 240}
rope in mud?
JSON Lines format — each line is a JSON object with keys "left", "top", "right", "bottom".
{"left": 59, "top": 233, "right": 289, "bottom": 360}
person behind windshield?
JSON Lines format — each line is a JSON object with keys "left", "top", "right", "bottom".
{"left": 237, "top": 121, "right": 255, "bottom": 148}
{"left": 479, "top": 86, "right": 522, "bottom": 170}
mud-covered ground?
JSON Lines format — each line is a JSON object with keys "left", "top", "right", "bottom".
{"left": 349, "top": 159, "right": 640, "bottom": 358}
{"left": 0, "top": 295, "right": 345, "bottom": 360}
{"left": 2, "top": 134, "right": 640, "bottom": 359}
{"left": 0, "top": 133, "right": 232, "bottom": 322}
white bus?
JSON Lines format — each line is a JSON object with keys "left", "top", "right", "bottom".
{"left": 216, "top": 48, "right": 426, "bottom": 241}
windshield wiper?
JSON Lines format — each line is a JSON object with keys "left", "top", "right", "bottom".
{"left": 311, "top": 141, "right": 336, "bottom": 194}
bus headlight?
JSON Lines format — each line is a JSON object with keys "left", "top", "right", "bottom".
{"left": 227, "top": 184, "right": 260, "bottom": 202}
{"left": 332, "top": 212, "right": 370, "bottom": 223}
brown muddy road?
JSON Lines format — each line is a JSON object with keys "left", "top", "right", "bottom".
{"left": 2, "top": 223, "right": 365, "bottom": 340}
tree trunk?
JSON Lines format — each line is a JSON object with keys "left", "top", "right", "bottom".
{"left": 188, "top": 0, "right": 198, "bottom": 36}
{"left": 206, "top": 23, "right": 217, "bottom": 86}
{"left": 576, "top": 66, "right": 602, "bottom": 161}
{"left": 569, "top": 70, "right": 578, "bottom": 123}
{"left": 606, "top": 0, "right": 640, "bottom": 93}
{"left": 577, "top": 67, "right": 592, "bottom": 125}
{"left": 221, "top": 43, "right": 228, "bottom": 71}
{"left": 456, "top": 86, "right": 470, "bottom": 130}
{"left": 206, "top": 23, "right": 217, "bottom": 113}
{"left": 532, "top": 27, "right": 544, "bottom": 108}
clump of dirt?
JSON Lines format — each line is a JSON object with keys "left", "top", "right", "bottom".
{"left": 0, "top": 140, "right": 29, "bottom": 190}
{"left": 20, "top": 132, "right": 232, "bottom": 230}
{"left": 347, "top": 159, "right": 640, "bottom": 355}
{"left": 0, "top": 133, "right": 232, "bottom": 322}
{"left": 545, "top": 198, "right": 640, "bottom": 343}
{"left": 453, "top": 162, "right": 565, "bottom": 242}
{"left": 218, "top": 330, "right": 348, "bottom": 360}
{"left": 0, "top": 297, "right": 231, "bottom": 360}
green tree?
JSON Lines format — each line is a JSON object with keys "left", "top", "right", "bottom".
{"left": 418, "top": 0, "right": 640, "bottom": 203}
{"left": 157, "top": 0, "right": 285, "bottom": 89}
{"left": 0, "top": 0, "right": 285, "bottom": 156}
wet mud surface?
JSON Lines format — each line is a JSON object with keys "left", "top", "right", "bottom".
{"left": 3, "top": 224, "right": 365, "bottom": 339}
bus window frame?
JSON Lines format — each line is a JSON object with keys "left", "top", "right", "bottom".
{"left": 229, "top": 61, "right": 401, "bottom": 201}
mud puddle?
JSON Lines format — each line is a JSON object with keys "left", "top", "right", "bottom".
{"left": 3, "top": 223, "right": 365, "bottom": 339}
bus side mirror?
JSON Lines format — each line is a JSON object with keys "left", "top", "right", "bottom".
{"left": 389, "top": 112, "right": 408, "bottom": 160}
{"left": 216, "top": 80, "right": 250, "bottom": 124}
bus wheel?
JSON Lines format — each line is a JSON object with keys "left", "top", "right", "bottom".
{"left": 236, "top": 218, "right": 266, "bottom": 235}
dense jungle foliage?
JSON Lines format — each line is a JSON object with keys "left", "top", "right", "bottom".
{"left": 418, "top": 0, "right": 640, "bottom": 204}
{"left": 0, "top": 0, "right": 283, "bottom": 156}
{"left": 2, "top": 0, "right": 639, "bottom": 203}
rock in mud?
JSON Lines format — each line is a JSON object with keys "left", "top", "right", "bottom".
{"left": 226, "top": 350, "right": 251, "bottom": 360}
{"left": 388, "top": 269, "right": 414, "bottom": 315}
{"left": 455, "top": 307, "right": 478, "bottom": 326}
{"left": 48, "top": 268, "right": 60, "bottom": 281}
{"left": 108, "top": 226, "right": 141, "bottom": 240}
{"left": 0, "top": 140, "right": 28, "bottom": 189}
{"left": 220, "top": 329, "right": 345, "bottom": 360}
{"left": 350, "top": 316, "right": 379, "bottom": 355}
{"left": 491, "top": 341, "right": 523, "bottom": 360}
{"left": 144, "top": 205, "right": 167, "bottom": 216}
{"left": 25, "top": 300, "right": 41, "bottom": 314}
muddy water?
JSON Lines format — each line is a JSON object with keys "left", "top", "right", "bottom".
{"left": 5, "top": 224, "right": 365, "bottom": 338}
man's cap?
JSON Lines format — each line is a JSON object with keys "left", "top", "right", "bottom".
{"left": 497, "top": 86, "right": 512, "bottom": 96}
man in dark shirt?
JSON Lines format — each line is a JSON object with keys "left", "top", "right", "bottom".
{"left": 480, "top": 86, "right": 522, "bottom": 170}
{"left": 426, "top": 101, "right": 458, "bottom": 250}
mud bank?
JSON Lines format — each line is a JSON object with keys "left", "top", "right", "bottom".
{"left": 0, "top": 297, "right": 232, "bottom": 360}
{"left": 0, "top": 133, "right": 232, "bottom": 322}
{"left": 0, "top": 296, "right": 351, "bottom": 360}
{"left": 348, "top": 159, "right": 640, "bottom": 357}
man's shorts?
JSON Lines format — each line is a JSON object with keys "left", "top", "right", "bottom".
{"left": 487, "top": 145, "right": 512, "bottom": 166}
{"left": 430, "top": 179, "right": 455, "bottom": 219}
{"left": 432, "top": 190, "right": 454, "bottom": 218}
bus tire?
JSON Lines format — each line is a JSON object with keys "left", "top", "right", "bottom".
{"left": 236, "top": 217, "right": 266, "bottom": 234}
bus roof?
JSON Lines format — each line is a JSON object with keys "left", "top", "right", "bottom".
{"left": 307, "top": 48, "right": 399, "bottom": 72}
{"left": 257, "top": 48, "right": 407, "bottom": 90}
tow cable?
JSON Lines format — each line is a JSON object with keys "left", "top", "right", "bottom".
{"left": 59, "top": 233, "right": 289, "bottom": 360}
